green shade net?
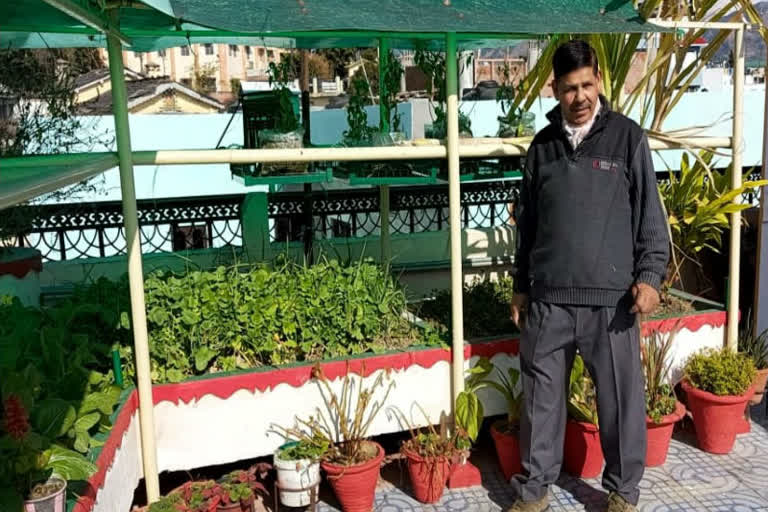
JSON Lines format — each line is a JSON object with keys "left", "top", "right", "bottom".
{"left": 1, "top": 0, "right": 665, "bottom": 51}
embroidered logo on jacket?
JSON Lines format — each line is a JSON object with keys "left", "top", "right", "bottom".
{"left": 592, "top": 158, "right": 619, "bottom": 173}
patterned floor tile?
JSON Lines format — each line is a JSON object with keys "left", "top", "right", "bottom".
{"left": 309, "top": 421, "right": 768, "bottom": 512}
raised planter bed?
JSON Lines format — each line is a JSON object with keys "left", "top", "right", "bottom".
{"left": 69, "top": 302, "right": 726, "bottom": 512}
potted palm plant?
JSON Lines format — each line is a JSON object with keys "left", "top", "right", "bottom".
{"left": 564, "top": 355, "right": 602, "bottom": 478}
{"left": 682, "top": 348, "right": 756, "bottom": 454}
{"left": 285, "top": 365, "right": 392, "bottom": 512}
{"left": 642, "top": 328, "right": 686, "bottom": 467}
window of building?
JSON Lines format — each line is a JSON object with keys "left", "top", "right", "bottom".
{"left": 204, "top": 43, "right": 214, "bottom": 55}
{"left": 259, "top": 48, "right": 265, "bottom": 57}
{"left": 245, "top": 46, "right": 251, "bottom": 56}
{"left": 158, "top": 49, "right": 166, "bottom": 57}
{"left": 229, "top": 44, "right": 238, "bottom": 57}
{"left": 181, "top": 46, "right": 190, "bottom": 56}
{"left": 180, "top": 78, "right": 192, "bottom": 87}
{"left": 267, "top": 50, "right": 274, "bottom": 59}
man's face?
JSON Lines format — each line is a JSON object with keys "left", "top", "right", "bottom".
{"left": 551, "top": 66, "right": 601, "bottom": 126}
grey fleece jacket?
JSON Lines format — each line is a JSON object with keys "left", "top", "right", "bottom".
{"left": 513, "top": 97, "right": 670, "bottom": 307}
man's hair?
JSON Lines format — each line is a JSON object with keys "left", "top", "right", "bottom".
{"left": 552, "top": 40, "right": 599, "bottom": 82}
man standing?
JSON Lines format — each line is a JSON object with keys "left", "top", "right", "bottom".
{"left": 507, "top": 40, "right": 670, "bottom": 512}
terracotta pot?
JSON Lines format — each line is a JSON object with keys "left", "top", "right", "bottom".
{"left": 563, "top": 420, "right": 603, "bottom": 478}
{"left": 645, "top": 401, "right": 686, "bottom": 467}
{"left": 404, "top": 449, "right": 451, "bottom": 503}
{"left": 681, "top": 380, "right": 754, "bottom": 454}
{"left": 216, "top": 498, "right": 253, "bottom": 512}
{"left": 490, "top": 420, "right": 522, "bottom": 481}
{"left": 321, "top": 441, "right": 383, "bottom": 512}
{"left": 749, "top": 368, "right": 768, "bottom": 405}
{"left": 447, "top": 454, "right": 482, "bottom": 489}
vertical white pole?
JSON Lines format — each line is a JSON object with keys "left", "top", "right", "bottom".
{"left": 727, "top": 26, "right": 744, "bottom": 351}
{"left": 379, "top": 38, "right": 392, "bottom": 265}
{"left": 446, "top": 33, "right": 465, "bottom": 407}
{"left": 106, "top": 27, "right": 160, "bottom": 501}
{"left": 754, "top": 35, "right": 768, "bottom": 336}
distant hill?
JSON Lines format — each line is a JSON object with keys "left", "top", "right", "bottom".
{"left": 708, "top": 2, "right": 767, "bottom": 66}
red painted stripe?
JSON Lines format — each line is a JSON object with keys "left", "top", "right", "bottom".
{"left": 73, "top": 393, "right": 138, "bottom": 512}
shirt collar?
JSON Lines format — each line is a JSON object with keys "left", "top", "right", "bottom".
{"left": 563, "top": 101, "right": 601, "bottom": 135}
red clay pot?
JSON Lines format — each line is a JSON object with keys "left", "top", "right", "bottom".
{"left": 490, "top": 420, "right": 522, "bottom": 481}
{"left": 321, "top": 441, "right": 383, "bottom": 512}
{"left": 447, "top": 451, "right": 482, "bottom": 488}
{"left": 681, "top": 380, "right": 754, "bottom": 454}
{"left": 216, "top": 498, "right": 253, "bottom": 512}
{"left": 750, "top": 368, "right": 768, "bottom": 405}
{"left": 563, "top": 420, "right": 603, "bottom": 478}
{"left": 645, "top": 401, "right": 685, "bottom": 467}
{"left": 404, "top": 449, "right": 451, "bottom": 503}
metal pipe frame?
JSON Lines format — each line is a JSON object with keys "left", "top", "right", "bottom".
{"left": 0, "top": 136, "right": 733, "bottom": 169}
{"left": 445, "top": 32, "right": 465, "bottom": 411}
{"left": 106, "top": 21, "right": 160, "bottom": 502}
{"left": 727, "top": 26, "right": 745, "bottom": 351}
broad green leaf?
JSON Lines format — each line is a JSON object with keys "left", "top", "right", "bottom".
{"left": 455, "top": 391, "right": 483, "bottom": 441}
{"left": 73, "top": 433, "right": 89, "bottom": 454}
{"left": 78, "top": 386, "right": 121, "bottom": 416}
{"left": 45, "top": 444, "right": 97, "bottom": 480}
{"left": 194, "top": 346, "right": 216, "bottom": 372}
{"left": 74, "top": 412, "right": 100, "bottom": 434}
{"left": 33, "top": 399, "right": 77, "bottom": 438}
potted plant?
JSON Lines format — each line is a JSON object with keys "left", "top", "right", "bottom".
{"left": 450, "top": 358, "right": 493, "bottom": 488}
{"left": 215, "top": 465, "right": 271, "bottom": 512}
{"left": 681, "top": 348, "right": 756, "bottom": 454}
{"left": 564, "top": 355, "right": 602, "bottom": 478}
{"left": 738, "top": 318, "right": 768, "bottom": 406}
{"left": 414, "top": 48, "right": 473, "bottom": 140}
{"left": 480, "top": 360, "right": 524, "bottom": 481}
{"left": 285, "top": 365, "right": 392, "bottom": 512}
{"left": 399, "top": 411, "right": 460, "bottom": 504}
{"left": 641, "top": 328, "right": 686, "bottom": 467}
{"left": 273, "top": 436, "right": 327, "bottom": 507}
{"left": 495, "top": 63, "right": 535, "bottom": 139}
{"left": 0, "top": 390, "right": 99, "bottom": 512}
{"left": 260, "top": 57, "right": 305, "bottom": 175}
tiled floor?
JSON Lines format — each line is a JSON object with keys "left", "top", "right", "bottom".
{"left": 314, "top": 409, "right": 768, "bottom": 512}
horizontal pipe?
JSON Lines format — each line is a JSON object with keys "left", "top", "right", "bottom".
{"left": 0, "top": 136, "right": 733, "bottom": 168}
{"left": 649, "top": 19, "right": 749, "bottom": 30}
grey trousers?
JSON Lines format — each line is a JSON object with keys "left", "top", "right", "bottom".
{"left": 510, "top": 297, "right": 646, "bottom": 505}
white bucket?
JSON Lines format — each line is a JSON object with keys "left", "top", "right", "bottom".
{"left": 24, "top": 478, "right": 66, "bottom": 512}
{"left": 274, "top": 446, "right": 321, "bottom": 507}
